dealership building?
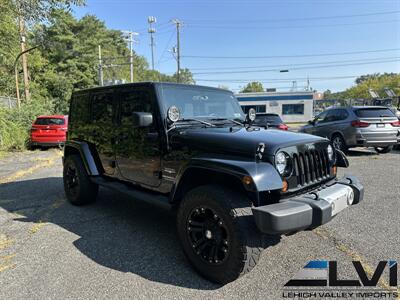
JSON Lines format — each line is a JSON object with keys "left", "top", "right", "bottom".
{"left": 236, "top": 91, "right": 320, "bottom": 123}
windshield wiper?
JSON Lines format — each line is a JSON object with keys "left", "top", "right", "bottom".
{"left": 178, "top": 118, "right": 215, "bottom": 127}
{"left": 210, "top": 118, "right": 244, "bottom": 126}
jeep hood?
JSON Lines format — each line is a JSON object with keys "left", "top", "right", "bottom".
{"left": 171, "top": 126, "right": 327, "bottom": 158}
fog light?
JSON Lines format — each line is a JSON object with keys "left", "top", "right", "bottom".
{"left": 347, "top": 189, "right": 354, "bottom": 205}
{"left": 282, "top": 179, "right": 288, "bottom": 192}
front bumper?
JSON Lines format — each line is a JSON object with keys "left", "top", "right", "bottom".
{"left": 252, "top": 175, "right": 364, "bottom": 234}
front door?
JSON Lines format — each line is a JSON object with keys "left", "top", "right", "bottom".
{"left": 115, "top": 86, "right": 161, "bottom": 187}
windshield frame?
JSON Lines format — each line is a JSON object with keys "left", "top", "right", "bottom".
{"left": 155, "top": 83, "right": 246, "bottom": 125}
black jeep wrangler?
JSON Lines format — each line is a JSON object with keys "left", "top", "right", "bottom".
{"left": 63, "top": 82, "right": 364, "bottom": 284}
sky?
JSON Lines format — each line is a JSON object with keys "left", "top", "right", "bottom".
{"left": 73, "top": 0, "right": 400, "bottom": 93}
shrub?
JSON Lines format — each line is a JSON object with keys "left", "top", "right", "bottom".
{"left": 0, "top": 101, "right": 53, "bottom": 151}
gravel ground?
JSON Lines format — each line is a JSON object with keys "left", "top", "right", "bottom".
{"left": 0, "top": 148, "right": 399, "bottom": 299}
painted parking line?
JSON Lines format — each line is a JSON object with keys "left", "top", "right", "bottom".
{"left": 0, "top": 152, "right": 62, "bottom": 185}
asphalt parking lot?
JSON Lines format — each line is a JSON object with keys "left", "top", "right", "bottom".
{"left": 0, "top": 148, "right": 399, "bottom": 299}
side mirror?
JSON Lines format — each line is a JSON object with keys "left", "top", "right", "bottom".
{"left": 308, "top": 120, "right": 315, "bottom": 125}
{"left": 246, "top": 108, "right": 256, "bottom": 123}
{"left": 132, "top": 112, "right": 153, "bottom": 127}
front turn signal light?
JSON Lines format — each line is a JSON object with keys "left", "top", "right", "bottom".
{"left": 282, "top": 179, "right": 288, "bottom": 192}
{"left": 242, "top": 175, "right": 253, "bottom": 186}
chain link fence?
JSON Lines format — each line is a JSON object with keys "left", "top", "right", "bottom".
{"left": 0, "top": 96, "right": 17, "bottom": 109}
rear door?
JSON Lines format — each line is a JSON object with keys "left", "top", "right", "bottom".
{"left": 90, "top": 91, "right": 116, "bottom": 175}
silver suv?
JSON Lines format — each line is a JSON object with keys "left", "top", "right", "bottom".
{"left": 300, "top": 106, "right": 400, "bottom": 153}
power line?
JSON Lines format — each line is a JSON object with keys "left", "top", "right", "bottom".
{"left": 184, "top": 19, "right": 399, "bottom": 30}
{"left": 191, "top": 56, "right": 400, "bottom": 73}
{"left": 182, "top": 48, "right": 400, "bottom": 59}
{"left": 184, "top": 10, "right": 400, "bottom": 24}
{"left": 194, "top": 75, "right": 368, "bottom": 83}
{"left": 191, "top": 58, "right": 399, "bottom": 75}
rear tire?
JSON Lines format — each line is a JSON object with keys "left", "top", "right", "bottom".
{"left": 176, "top": 185, "right": 263, "bottom": 284}
{"left": 374, "top": 146, "right": 393, "bottom": 154}
{"left": 331, "top": 134, "right": 347, "bottom": 152}
{"left": 63, "top": 154, "right": 98, "bottom": 205}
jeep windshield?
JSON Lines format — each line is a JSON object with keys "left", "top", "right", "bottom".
{"left": 157, "top": 84, "right": 246, "bottom": 124}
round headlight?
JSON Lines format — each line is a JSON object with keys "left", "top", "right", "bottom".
{"left": 275, "top": 152, "right": 288, "bottom": 175}
{"left": 327, "top": 145, "right": 334, "bottom": 161}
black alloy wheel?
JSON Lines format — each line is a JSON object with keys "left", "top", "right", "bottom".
{"left": 187, "top": 206, "right": 229, "bottom": 265}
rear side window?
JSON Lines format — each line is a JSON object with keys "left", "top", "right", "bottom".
{"left": 35, "top": 118, "right": 65, "bottom": 125}
{"left": 354, "top": 108, "right": 395, "bottom": 118}
{"left": 71, "top": 93, "right": 90, "bottom": 123}
{"left": 91, "top": 92, "right": 114, "bottom": 122}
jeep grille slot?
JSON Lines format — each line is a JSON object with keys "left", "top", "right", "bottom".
{"left": 292, "top": 149, "right": 330, "bottom": 187}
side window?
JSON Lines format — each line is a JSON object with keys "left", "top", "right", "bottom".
{"left": 119, "top": 89, "right": 154, "bottom": 127}
{"left": 71, "top": 93, "right": 90, "bottom": 124}
{"left": 91, "top": 92, "right": 113, "bottom": 123}
{"left": 338, "top": 109, "right": 349, "bottom": 120}
{"left": 315, "top": 111, "right": 328, "bottom": 123}
{"left": 322, "top": 110, "right": 337, "bottom": 123}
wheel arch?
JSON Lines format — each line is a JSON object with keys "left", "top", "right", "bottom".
{"left": 170, "top": 158, "right": 283, "bottom": 207}
{"left": 63, "top": 141, "right": 101, "bottom": 176}
{"left": 330, "top": 131, "right": 345, "bottom": 141}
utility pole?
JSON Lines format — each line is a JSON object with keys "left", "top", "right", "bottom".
{"left": 172, "top": 19, "right": 182, "bottom": 83}
{"left": 148, "top": 16, "right": 156, "bottom": 71}
{"left": 122, "top": 31, "right": 139, "bottom": 82}
{"left": 98, "top": 45, "right": 104, "bottom": 86}
{"left": 18, "top": 17, "right": 31, "bottom": 102}
{"left": 14, "top": 46, "right": 38, "bottom": 109}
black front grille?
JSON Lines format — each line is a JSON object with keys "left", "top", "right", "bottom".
{"left": 292, "top": 149, "right": 330, "bottom": 186}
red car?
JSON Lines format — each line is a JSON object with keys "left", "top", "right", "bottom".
{"left": 253, "top": 113, "right": 289, "bottom": 130}
{"left": 30, "top": 115, "right": 68, "bottom": 148}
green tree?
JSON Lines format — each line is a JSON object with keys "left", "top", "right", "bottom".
{"left": 240, "top": 81, "right": 264, "bottom": 93}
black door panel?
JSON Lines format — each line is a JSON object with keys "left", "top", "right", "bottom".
{"left": 115, "top": 87, "right": 161, "bottom": 187}
{"left": 90, "top": 91, "right": 116, "bottom": 175}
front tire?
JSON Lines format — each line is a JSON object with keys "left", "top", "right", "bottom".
{"left": 374, "top": 146, "right": 393, "bottom": 154}
{"left": 176, "top": 185, "right": 263, "bottom": 284}
{"left": 331, "top": 134, "right": 347, "bottom": 152}
{"left": 63, "top": 154, "right": 98, "bottom": 205}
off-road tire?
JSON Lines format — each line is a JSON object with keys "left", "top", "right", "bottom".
{"left": 374, "top": 146, "right": 393, "bottom": 154}
{"left": 63, "top": 154, "right": 98, "bottom": 205}
{"left": 331, "top": 134, "right": 348, "bottom": 153}
{"left": 176, "top": 185, "right": 263, "bottom": 284}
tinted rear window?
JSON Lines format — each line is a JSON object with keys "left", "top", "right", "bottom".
{"left": 35, "top": 118, "right": 65, "bottom": 125}
{"left": 354, "top": 108, "right": 395, "bottom": 118}
{"left": 255, "top": 114, "right": 282, "bottom": 124}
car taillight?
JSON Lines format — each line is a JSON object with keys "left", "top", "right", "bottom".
{"left": 278, "top": 124, "right": 289, "bottom": 130}
{"left": 351, "top": 120, "right": 370, "bottom": 128}
{"left": 390, "top": 120, "right": 400, "bottom": 127}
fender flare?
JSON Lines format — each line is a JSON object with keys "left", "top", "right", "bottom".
{"left": 63, "top": 141, "right": 100, "bottom": 176}
{"left": 171, "top": 156, "right": 283, "bottom": 202}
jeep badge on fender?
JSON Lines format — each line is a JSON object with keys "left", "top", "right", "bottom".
{"left": 63, "top": 82, "right": 364, "bottom": 284}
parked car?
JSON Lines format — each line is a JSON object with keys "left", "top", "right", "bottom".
{"left": 30, "top": 115, "right": 68, "bottom": 149}
{"left": 299, "top": 106, "right": 400, "bottom": 153}
{"left": 63, "top": 83, "right": 363, "bottom": 284}
{"left": 253, "top": 113, "right": 288, "bottom": 130}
